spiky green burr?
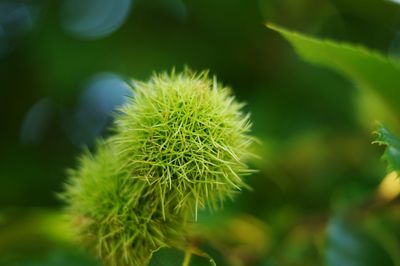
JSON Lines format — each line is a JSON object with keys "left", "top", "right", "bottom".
{"left": 62, "top": 70, "right": 255, "bottom": 265}
{"left": 114, "top": 71, "right": 255, "bottom": 217}
{"left": 62, "top": 142, "right": 185, "bottom": 266}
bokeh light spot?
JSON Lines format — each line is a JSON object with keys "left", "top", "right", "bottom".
{"left": 0, "top": 1, "right": 38, "bottom": 56}
{"left": 61, "top": 0, "right": 133, "bottom": 39}
{"left": 63, "top": 73, "right": 133, "bottom": 147}
{"left": 20, "top": 98, "right": 55, "bottom": 145}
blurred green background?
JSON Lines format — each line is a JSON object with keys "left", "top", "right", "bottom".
{"left": 2, "top": 0, "right": 400, "bottom": 265}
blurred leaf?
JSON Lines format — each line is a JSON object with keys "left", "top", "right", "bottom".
{"left": 2, "top": 249, "right": 99, "bottom": 266}
{"left": 0, "top": 209, "right": 73, "bottom": 257}
{"left": 364, "top": 215, "right": 400, "bottom": 266}
{"left": 149, "top": 248, "right": 216, "bottom": 266}
{"left": 198, "top": 214, "right": 269, "bottom": 265}
{"left": 374, "top": 125, "right": 400, "bottom": 175}
{"left": 326, "top": 215, "right": 394, "bottom": 266}
{"left": 267, "top": 23, "right": 400, "bottom": 125}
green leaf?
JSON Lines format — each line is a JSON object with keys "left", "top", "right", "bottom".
{"left": 266, "top": 23, "right": 400, "bottom": 120}
{"left": 373, "top": 125, "right": 400, "bottom": 175}
{"left": 149, "top": 248, "right": 216, "bottom": 266}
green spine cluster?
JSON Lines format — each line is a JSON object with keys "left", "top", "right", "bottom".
{"left": 62, "top": 70, "right": 255, "bottom": 266}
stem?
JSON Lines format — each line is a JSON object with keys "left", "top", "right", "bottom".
{"left": 182, "top": 249, "right": 192, "bottom": 266}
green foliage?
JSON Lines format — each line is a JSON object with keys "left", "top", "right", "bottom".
{"left": 267, "top": 23, "right": 400, "bottom": 124}
{"left": 61, "top": 70, "right": 255, "bottom": 265}
{"left": 374, "top": 125, "right": 400, "bottom": 175}
{"left": 267, "top": 23, "right": 400, "bottom": 176}
{"left": 266, "top": 23, "right": 400, "bottom": 176}
{"left": 267, "top": 23, "right": 400, "bottom": 266}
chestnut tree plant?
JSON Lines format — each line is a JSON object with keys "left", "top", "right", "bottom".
{"left": 61, "top": 70, "right": 256, "bottom": 266}
{"left": 61, "top": 24, "right": 400, "bottom": 266}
